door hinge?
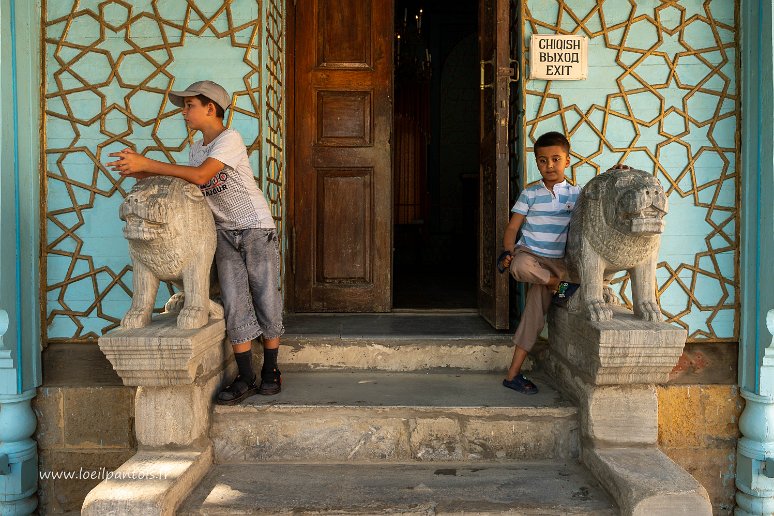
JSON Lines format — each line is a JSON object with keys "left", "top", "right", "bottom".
{"left": 481, "top": 60, "right": 519, "bottom": 89}
{"left": 480, "top": 58, "right": 495, "bottom": 90}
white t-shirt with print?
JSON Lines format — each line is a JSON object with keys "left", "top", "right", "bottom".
{"left": 189, "top": 129, "right": 275, "bottom": 230}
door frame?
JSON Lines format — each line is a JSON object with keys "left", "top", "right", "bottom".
{"left": 285, "top": 0, "right": 297, "bottom": 311}
{"left": 285, "top": 0, "right": 510, "bottom": 319}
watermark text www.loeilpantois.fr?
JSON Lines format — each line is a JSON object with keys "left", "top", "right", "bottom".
{"left": 39, "top": 467, "right": 168, "bottom": 481}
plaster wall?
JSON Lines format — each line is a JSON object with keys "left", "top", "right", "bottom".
{"left": 521, "top": 1, "right": 739, "bottom": 343}
{"left": 522, "top": 2, "right": 741, "bottom": 511}
{"left": 41, "top": 0, "right": 285, "bottom": 343}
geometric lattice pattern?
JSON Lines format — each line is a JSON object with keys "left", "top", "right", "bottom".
{"left": 42, "top": 0, "right": 283, "bottom": 343}
{"left": 262, "top": 0, "right": 285, "bottom": 261}
{"left": 522, "top": 1, "right": 739, "bottom": 341}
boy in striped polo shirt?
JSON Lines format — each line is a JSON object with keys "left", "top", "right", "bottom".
{"left": 499, "top": 131, "right": 580, "bottom": 394}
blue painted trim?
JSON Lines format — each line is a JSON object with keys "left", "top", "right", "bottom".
{"left": 754, "top": 0, "right": 763, "bottom": 393}
{"left": 738, "top": 0, "right": 772, "bottom": 395}
{"left": 10, "top": 0, "right": 22, "bottom": 394}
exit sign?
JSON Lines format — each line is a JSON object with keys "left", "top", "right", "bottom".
{"left": 529, "top": 35, "right": 588, "bottom": 80}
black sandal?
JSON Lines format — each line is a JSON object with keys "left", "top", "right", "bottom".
{"left": 216, "top": 375, "right": 258, "bottom": 405}
{"left": 258, "top": 367, "right": 282, "bottom": 396}
{"left": 502, "top": 374, "right": 539, "bottom": 395}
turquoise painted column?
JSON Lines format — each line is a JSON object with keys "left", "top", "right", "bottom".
{"left": 736, "top": 0, "right": 774, "bottom": 514}
{"left": 0, "top": 0, "right": 42, "bottom": 514}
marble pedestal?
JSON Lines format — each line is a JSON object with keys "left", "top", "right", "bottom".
{"left": 83, "top": 314, "right": 234, "bottom": 515}
{"left": 97, "top": 313, "right": 233, "bottom": 446}
{"left": 547, "top": 304, "right": 712, "bottom": 515}
{"left": 549, "top": 304, "right": 686, "bottom": 386}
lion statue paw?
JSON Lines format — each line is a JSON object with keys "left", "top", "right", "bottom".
{"left": 164, "top": 292, "right": 224, "bottom": 321}
{"left": 635, "top": 300, "right": 663, "bottom": 322}
{"left": 121, "top": 308, "right": 153, "bottom": 329}
{"left": 177, "top": 305, "right": 209, "bottom": 330}
{"left": 586, "top": 299, "right": 613, "bottom": 322}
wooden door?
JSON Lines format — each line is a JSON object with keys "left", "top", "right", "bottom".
{"left": 293, "top": 0, "right": 393, "bottom": 312}
{"left": 478, "top": 0, "right": 511, "bottom": 328}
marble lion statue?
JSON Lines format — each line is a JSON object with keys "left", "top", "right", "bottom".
{"left": 565, "top": 168, "right": 668, "bottom": 322}
{"left": 119, "top": 176, "right": 223, "bottom": 330}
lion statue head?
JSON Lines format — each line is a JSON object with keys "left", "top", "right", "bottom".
{"left": 565, "top": 168, "right": 668, "bottom": 322}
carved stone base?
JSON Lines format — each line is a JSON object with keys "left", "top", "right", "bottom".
{"left": 547, "top": 304, "right": 710, "bottom": 515}
{"left": 548, "top": 304, "right": 687, "bottom": 385}
{"left": 98, "top": 313, "right": 228, "bottom": 387}
{"left": 545, "top": 350, "right": 658, "bottom": 447}
{"left": 97, "top": 313, "right": 235, "bottom": 447}
{"left": 88, "top": 314, "right": 232, "bottom": 513}
{"left": 134, "top": 372, "right": 226, "bottom": 447}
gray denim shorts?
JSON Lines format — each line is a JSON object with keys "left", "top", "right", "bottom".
{"left": 215, "top": 228, "right": 284, "bottom": 344}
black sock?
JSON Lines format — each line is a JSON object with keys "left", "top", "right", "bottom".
{"left": 234, "top": 350, "right": 254, "bottom": 382}
{"left": 262, "top": 348, "right": 279, "bottom": 380}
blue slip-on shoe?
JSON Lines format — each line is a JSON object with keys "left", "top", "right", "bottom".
{"left": 552, "top": 281, "right": 580, "bottom": 307}
{"left": 502, "top": 374, "right": 539, "bottom": 395}
{"left": 554, "top": 281, "right": 580, "bottom": 299}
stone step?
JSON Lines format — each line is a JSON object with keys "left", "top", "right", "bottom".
{"left": 180, "top": 461, "right": 617, "bottom": 515}
{"left": 277, "top": 313, "right": 523, "bottom": 372}
{"left": 211, "top": 371, "right": 578, "bottom": 464}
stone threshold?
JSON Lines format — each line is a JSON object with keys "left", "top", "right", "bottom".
{"left": 180, "top": 461, "right": 617, "bottom": 515}
{"left": 284, "top": 312, "right": 512, "bottom": 339}
{"left": 279, "top": 313, "right": 526, "bottom": 372}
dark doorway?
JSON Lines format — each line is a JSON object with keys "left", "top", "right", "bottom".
{"left": 393, "top": 0, "right": 479, "bottom": 309}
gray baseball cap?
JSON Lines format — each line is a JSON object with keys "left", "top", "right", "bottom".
{"left": 168, "top": 80, "right": 231, "bottom": 112}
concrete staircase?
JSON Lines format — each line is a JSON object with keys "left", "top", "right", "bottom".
{"left": 179, "top": 313, "right": 617, "bottom": 514}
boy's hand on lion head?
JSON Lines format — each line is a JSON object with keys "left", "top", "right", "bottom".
{"left": 107, "top": 148, "right": 149, "bottom": 176}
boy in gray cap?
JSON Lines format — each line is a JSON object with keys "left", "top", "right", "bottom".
{"left": 107, "top": 80, "right": 284, "bottom": 404}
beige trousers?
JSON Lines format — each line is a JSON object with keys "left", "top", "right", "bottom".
{"left": 509, "top": 247, "right": 566, "bottom": 352}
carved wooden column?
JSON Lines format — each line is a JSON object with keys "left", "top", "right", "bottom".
{"left": 736, "top": 0, "right": 774, "bottom": 513}
{"left": 0, "top": 1, "right": 42, "bottom": 513}
{"left": 737, "top": 311, "right": 774, "bottom": 515}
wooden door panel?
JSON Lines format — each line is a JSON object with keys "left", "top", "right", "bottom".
{"left": 317, "top": 91, "right": 372, "bottom": 146}
{"left": 316, "top": 169, "right": 372, "bottom": 282}
{"left": 294, "top": 0, "right": 392, "bottom": 312}
{"left": 478, "top": 0, "right": 510, "bottom": 328}
{"left": 317, "top": 0, "right": 372, "bottom": 68}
